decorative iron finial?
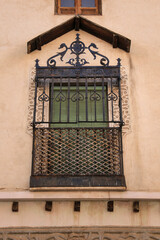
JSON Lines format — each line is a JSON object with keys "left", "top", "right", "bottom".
{"left": 117, "top": 58, "right": 121, "bottom": 67}
{"left": 35, "top": 59, "right": 39, "bottom": 67}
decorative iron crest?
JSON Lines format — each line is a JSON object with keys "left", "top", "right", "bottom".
{"left": 47, "top": 33, "right": 110, "bottom": 67}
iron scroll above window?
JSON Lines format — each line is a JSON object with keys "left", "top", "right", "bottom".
{"left": 30, "top": 34, "right": 126, "bottom": 189}
{"left": 47, "top": 33, "right": 110, "bottom": 67}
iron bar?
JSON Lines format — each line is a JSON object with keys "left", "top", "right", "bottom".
{"left": 94, "top": 78, "right": 97, "bottom": 122}
{"left": 102, "top": 77, "right": 105, "bottom": 121}
{"left": 120, "top": 127, "right": 123, "bottom": 175}
{"left": 67, "top": 78, "right": 70, "bottom": 122}
{"left": 85, "top": 78, "right": 88, "bottom": 121}
{"left": 76, "top": 77, "right": 79, "bottom": 123}
{"left": 31, "top": 127, "right": 36, "bottom": 176}
{"left": 33, "top": 126, "right": 121, "bottom": 130}
{"left": 111, "top": 77, "right": 114, "bottom": 122}
{"left": 106, "top": 84, "right": 109, "bottom": 124}
{"left": 118, "top": 77, "right": 123, "bottom": 125}
{"left": 34, "top": 120, "right": 122, "bottom": 124}
{"left": 42, "top": 79, "right": 45, "bottom": 122}
{"left": 59, "top": 78, "right": 62, "bottom": 122}
{"left": 31, "top": 80, "right": 38, "bottom": 176}
{"left": 50, "top": 78, "right": 54, "bottom": 123}
{"left": 33, "top": 81, "right": 38, "bottom": 124}
{"left": 118, "top": 76, "right": 124, "bottom": 175}
{"left": 36, "top": 73, "right": 120, "bottom": 81}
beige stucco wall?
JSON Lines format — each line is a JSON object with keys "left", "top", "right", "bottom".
{"left": 0, "top": 201, "right": 159, "bottom": 227}
{"left": 0, "top": 0, "right": 160, "bottom": 228}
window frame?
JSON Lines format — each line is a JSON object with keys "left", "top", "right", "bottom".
{"left": 55, "top": 0, "right": 102, "bottom": 15}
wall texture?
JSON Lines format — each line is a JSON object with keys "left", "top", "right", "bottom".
{"left": 0, "top": 227, "right": 160, "bottom": 240}
{"left": 0, "top": 0, "right": 160, "bottom": 229}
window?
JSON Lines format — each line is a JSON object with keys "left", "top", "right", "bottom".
{"left": 51, "top": 85, "right": 108, "bottom": 127}
{"left": 55, "top": 0, "right": 102, "bottom": 15}
{"left": 30, "top": 34, "right": 126, "bottom": 188}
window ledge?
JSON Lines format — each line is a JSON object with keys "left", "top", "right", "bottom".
{"left": 0, "top": 191, "right": 159, "bottom": 201}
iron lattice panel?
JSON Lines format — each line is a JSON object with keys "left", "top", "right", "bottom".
{"left": 33, "top": 128, "right": 122, "bottom": 176}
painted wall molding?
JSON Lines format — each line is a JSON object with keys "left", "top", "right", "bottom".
{"left": 0, "top": 227, "right": 159, "bottom": 240}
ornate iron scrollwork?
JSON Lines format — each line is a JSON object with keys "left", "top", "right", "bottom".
{"left": 38, "top": 91, "right": 49, "bottom": 102}
{"left": 47, "top": 34, "right": 110, "bottom": 67}
{"left": 90, "top": 92, "right": 101, "bottom": 101}
{"left": 71, "top": 92, "right": 84, "bottom": 102}
{"left": 107, "top": 92, "right": 118, "bottom": 101}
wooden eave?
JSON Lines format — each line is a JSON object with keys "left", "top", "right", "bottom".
{"left": 27, "top": 16, "right": 131, "bottom": 54}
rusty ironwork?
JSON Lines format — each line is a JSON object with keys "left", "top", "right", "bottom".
{"left": 33, "top": 127, "right": 122, "bottom": 176}
{"left": 47, "top": 33, "right": 110, "bottom": 67}
{"left": 30, "top": 34, "right": 125, "bottom": 188}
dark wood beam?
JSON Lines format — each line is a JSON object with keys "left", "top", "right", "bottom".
{"left": 80, "top": 17, "right": 131, "bottom": 52}
{"left": 27, "top": 17, "right": 75, "bottom": 53}
{"left": 12, "top": 202, "right": 19, "bottom": 212}
{"left": 107, "top": 201, "right": 114, "bottom": 212}
{"left": 45, "top": 201, "right": 52, "bottom": 211}
{"left": 133, "top": 201, "right": 139, "bottom": 212}
{"left": 113, "top": 34, "right": 118, "bottom": 48}
{"left": 75, "top": 16, "right": 80, "bottom": 31}
{"left": 27, "top": 16, "right": 131, "bottom": 54}
{"left": 74, "top": 201, "right": 80, "bottom": 212}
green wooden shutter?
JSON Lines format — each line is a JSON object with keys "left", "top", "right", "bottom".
{"left": 51, "top": 86, "right": 108, "bottom": 127}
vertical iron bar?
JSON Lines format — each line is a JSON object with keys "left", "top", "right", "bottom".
{"left": 111, "top": 77, "right": 114, "bottom": 122}
{"left": 76, "top": 77, "right": 79, "bottom": 123}
{"left": 59, "top": 78, "right": 62, "bottom": 122}
{"left": 50, "top": 78, "right": 54, "bottom": 123}
{"left": 67, "top": 78, "right": 70, "bottom": 122}
{"left": 85, "top": 78, "right": 88, "bottom": 121}
{"left": 32, "top": 80, "right": 38, "bottom": 176}
{"left": 33, "top": 80, "right": 38, "bottom": 124}
{"left": 31, "top": 128, "right": 36, "bottom": 176}
{"left": 102, "top": 76, "right": 105, "bottom": 121}
{"left": 118, "top": 77, "right": 123, "bottom": 124}
{"left": 94, "top": 78, "right": 97, "bottom": 121}
{"left": 118, "top": 76, "right": 124, "bottom": 175}
{"left": 42, "top": 79, "right": 45, "bottom": 122}
{"left": 119, "top": 127, "right": 124, "bottom": 175}
{"left": 106, "top": 82, "right": 109, "bottom": 123}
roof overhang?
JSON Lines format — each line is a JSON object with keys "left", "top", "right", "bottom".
{"left": 27, "top": 16, "right": 131, "bottom": 54}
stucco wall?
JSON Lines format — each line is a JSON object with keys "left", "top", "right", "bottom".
{"left": 0, "top": 201, "right": 159, "bottom": 227}
{"left": 0, "top": 0, "right": 160, "bottom": 229}
{"left": 0, "top": 0, "right": 160, "bottom": 191}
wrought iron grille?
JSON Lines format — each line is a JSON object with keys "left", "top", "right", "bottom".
{"left": 30, "top": 34, "right": 126, "bottom": 188}
{"left": 33, "top": 128, "right": 121, "bottom": 176}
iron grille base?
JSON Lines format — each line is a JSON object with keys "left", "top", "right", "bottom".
{"left": 30, "top": 175, "right": 126, "bottom": 188}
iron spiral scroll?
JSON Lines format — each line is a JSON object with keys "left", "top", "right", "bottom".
{"left": 47, "top": 33, "right": 110, "bottom": 67}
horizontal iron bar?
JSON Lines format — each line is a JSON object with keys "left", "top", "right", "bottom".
{"left": 30, "top": 175, "right": 126, "bottom": 188}
{"left": 36, "top": 66, "right": 120, "bottom": 79}
{"left": 35, "top": 121, "right": 123, "bottom": 124}
{"left": 34, "top": 121, "right": 123, "bottom": 124}
{"left": 36, "top": 78, "right": 119, "bottom": 85}
{"left": 36, "top": 75, "right": 120, "bottom": 79}
{"left": 36, "top": 66, "right": 120, "bottom": 70}
{"left": 34, "top": 127, "right": 121, "bottom": 130}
